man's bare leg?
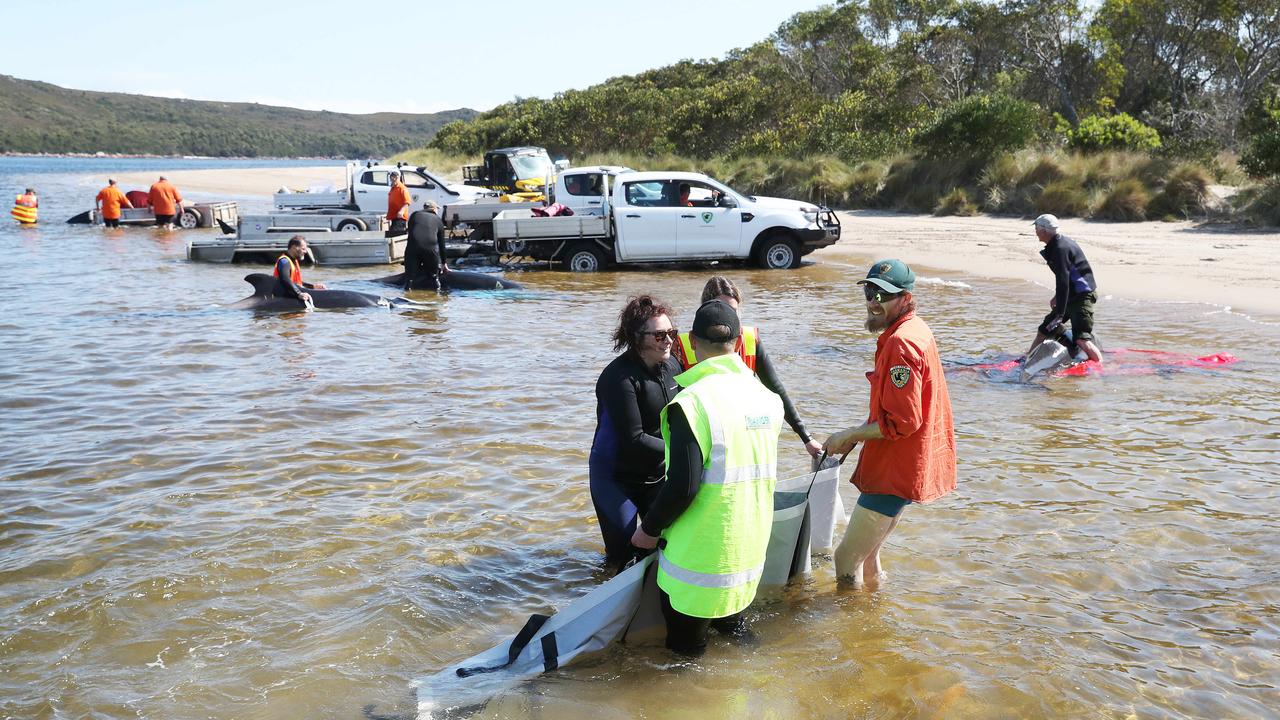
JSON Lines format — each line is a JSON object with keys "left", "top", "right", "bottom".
{"left": 860, "top": 513, "right": 903, "bottom": 584}
{"left": 1078, "top": 338, "right": 1103, "bottom": 364}
{"left": 835, "top": 505, "right": 899, "bottom": 585}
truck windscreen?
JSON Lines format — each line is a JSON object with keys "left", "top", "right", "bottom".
{"left": 510, "top": 154, "right": 553, "bottom": 181}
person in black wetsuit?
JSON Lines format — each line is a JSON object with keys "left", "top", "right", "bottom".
{"left": 589, "top": 295, "right": 681, "bottom": 573}
{"left": 273, "top": 236, "right": 325, "bottom": 304}
{"left": 1027, "top": 214, "right": 1103, "bottom": 363}
{"left": 675, "top": 276, "right": 822, "bottom": 459}
{"left": 403, "top": 201, "right": 449, "bottom": 290}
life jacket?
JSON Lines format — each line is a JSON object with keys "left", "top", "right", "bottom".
{"left": 11, "top": 193, "right": 37, "bottom": 224}
{"left": 657, "top": 353, "right": 783, "bottom": 618}
{"left": 274, "top": 254, "right": 302, "bottom": 285}
{"left": 676, "top": 326, "right": 758, "bottom": 372}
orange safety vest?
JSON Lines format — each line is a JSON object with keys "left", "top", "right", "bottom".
{"left": 676, "top": 326, "right": 758, "bottom": 372}
{"left": 11, "top": 193, "right": 38, "bottom": 224}
{"left": 274, "top": 254, "right": 303, "bottom": 285}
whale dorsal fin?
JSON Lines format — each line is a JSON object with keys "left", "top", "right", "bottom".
{"left": 244, "top": 273, "right": 278, "bottom": 297}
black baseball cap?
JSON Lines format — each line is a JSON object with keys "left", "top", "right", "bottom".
{"left": 691, "top": 299, "right": 740, "bottom": 342}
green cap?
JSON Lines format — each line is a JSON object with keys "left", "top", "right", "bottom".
{"left": 858, "top": 259, "right": 915, "bottom": 293}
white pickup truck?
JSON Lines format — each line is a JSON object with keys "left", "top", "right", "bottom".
{"left": 443, "top": 165, "right": 632, "bottom": 244}
{"left": 273, "top": 162, "right": 495, "bottom": 231}
{"left": 491, "top": 170, "right": 841, "bottom": 270}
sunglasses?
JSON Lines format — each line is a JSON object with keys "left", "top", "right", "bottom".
{"left": 641, "top": 329, "right": 679, "bottom": 343}
{"left": 863, "top": 285, "right": 901, "bottom": 303}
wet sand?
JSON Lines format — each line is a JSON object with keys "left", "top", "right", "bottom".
{"left": 114, "top": 166, "right": 1280, "bottom": 318}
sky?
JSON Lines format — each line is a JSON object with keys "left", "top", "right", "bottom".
{"left": 0, "top": 0, "right": 829, "bottom": 115}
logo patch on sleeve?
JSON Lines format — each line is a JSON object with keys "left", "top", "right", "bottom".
{"left": 889, "top": 365, "right": 911, "bottom": 388}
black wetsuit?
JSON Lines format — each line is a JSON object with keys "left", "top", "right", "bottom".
{"left": 404, "top": 210, "right": 447, "bottom": 290}
{"left": 753, "top": 340, "right": 812, "bottom": 445}
{"left": 1039, "top": 232, "right": 1098, "bottom": 340}
{"left": 274, "top": 256, "right": 309, "bottom": 300}
{"left": 589, "top": 350, "right": 681, "bottom": 569}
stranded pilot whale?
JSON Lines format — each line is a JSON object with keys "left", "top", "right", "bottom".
{"left": 228, "top": 273, "right": 403, "bottom": 311}
{"left": 372, "top": 269, "right": 523, "bottom": 291}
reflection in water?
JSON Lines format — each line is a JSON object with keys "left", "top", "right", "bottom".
{"left": 1, "top": 160, "right": 1278, "bottom": 719}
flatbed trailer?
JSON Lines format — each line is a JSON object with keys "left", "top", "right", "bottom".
{"left": 66, "top": 201, "right": 239, "bottom": 229}
{"left": 188, "top": 229, "right": 406, "bottom": 266}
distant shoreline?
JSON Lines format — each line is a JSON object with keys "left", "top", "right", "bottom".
{"left": 2, "top": 152, "right": 352, "bottom": 161}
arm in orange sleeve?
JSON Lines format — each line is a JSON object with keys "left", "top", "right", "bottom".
{"left": 122, "top": 191, "right": 133, "bottom": 209}
{"left": 873, "top": 336, "right": 926, "bottom": 441}
{"left": 95, "top": 189, "right": 105, "bottom": 210}
{"left": 172, "top": 185, "right": 183, "bottom": 204}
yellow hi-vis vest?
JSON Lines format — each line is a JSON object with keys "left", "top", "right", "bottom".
{"left": 657, "top": 353, "right": 783, "bottom": 618}
{"left": 676, "top": 326, "right": 758, "bottom": 372}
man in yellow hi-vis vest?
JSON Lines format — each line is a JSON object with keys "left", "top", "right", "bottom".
{"left": 631, "top": 299, "right": 783, "bottom": 656}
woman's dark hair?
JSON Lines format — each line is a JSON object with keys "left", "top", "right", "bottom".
{"left": 612, "top": 295, "right": 674, "bottom": 352}
{"left": 700, "top": 275, "right": 741, "bottom": 304}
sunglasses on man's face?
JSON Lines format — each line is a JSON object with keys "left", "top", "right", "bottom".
{"left": 863, "top": 285, "right": 901, "bottom": 304}
{"left": 641, "top": 329, "right": 679, "bottom": 343}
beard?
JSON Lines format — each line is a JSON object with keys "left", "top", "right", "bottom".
{"left": 864, "top": 299, "right": 912, "bottom": 333}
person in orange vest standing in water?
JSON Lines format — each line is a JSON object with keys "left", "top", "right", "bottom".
{"left": 95, "top": 179, "right": 133, "bottom": 228}
{"left": 11, "top": 188, "right": 38, "bottom": 225}
{"left": 386, "top": 170, "right": 412, "bottom": 237}
{"left": 148, "top": 175, "right": 183, "bottom": 229}
{"left": 274, "top": 236, "right": 327, "bottom": 305}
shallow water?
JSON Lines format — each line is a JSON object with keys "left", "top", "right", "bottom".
{"left": 2, "top": 158, "right": 1278, "bottom": 719}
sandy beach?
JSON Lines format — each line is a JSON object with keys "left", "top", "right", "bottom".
{"left": 819, "top": 210, "right": 1280, "bottom": 320}
{"left": 120, "top": 166, "right": 1280, "bottom": 319}
{"left": 114, "top": 166, "right": 347, "bottom": 198}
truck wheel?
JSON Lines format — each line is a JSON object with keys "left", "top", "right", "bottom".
{"left": 336, "top": 218, "right": 366, "bottom": 232}
{"left": 179, "top": 208, "right": 202, "bottom": 229}
{"left": 563, "top": 242, "right": 607, "bottom": 272}
{"left": 755, "top": 234, "right": 800, "bottom": 269}
{"left": 501, "top": 238, "right": 527, "bottom": 256}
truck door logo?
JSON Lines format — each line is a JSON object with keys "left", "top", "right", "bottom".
{"left": 701, "top": 212, "right": 713, "bottom": 224}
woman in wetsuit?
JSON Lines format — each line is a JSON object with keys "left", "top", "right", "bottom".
{"left": 676, "top": 276, "right": 823, "bottom": 459}
{"left": 589, "top": 295, "right": 681, "bottom": 573}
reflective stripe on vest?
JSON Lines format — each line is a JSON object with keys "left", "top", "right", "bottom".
{"left": 274, "top": 254, "right": 302, "bottom": 285}
{"left": 657, "top": 354, "right": 782, "bottom": 618}
{"left": 11, "top": 194, "right": 37, "bottom": 223}
{"left": 676, "top": 327, "right": 758, "bottom": 372}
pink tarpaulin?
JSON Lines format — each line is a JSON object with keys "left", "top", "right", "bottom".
{"left": 965, "top": 348, "right": 1239, "bottom": 379}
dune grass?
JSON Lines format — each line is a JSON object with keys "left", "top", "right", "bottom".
{"left": 392, "top": 145, "right": 1270, "bottom": 225}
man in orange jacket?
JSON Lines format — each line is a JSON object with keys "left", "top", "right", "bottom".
{"left": 148, "top": 176, "right": 184, "bottom": 228}
{"left": 386, "top": 171, "right": 412, "bottom": 236}
{"left": 823, "top": 259, "right": 956, "bottom": 586}
{"left": 95, "top": 179, "right": 133, "bottom": 228}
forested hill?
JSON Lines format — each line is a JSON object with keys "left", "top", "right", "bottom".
{"left": 429, "top": 0, "right": 1280, "bottom": 167}
{"left": 0, "top": 75, "right": 476, "bottom": 158}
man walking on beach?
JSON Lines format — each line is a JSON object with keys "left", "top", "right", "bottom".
{"left": 631, "top": 299, "right": 783, "bottom": 656}
{"left": 1027, "top": 214, "right": 1103, "bottom": 363}
{"left": 403, "top": 201, "right": 449, "bottom": 290}
{"left": 386, "top": 171, "right": 412, "bottom": 237}
{"left": 95, "top": 179, "right": 132, "bottom": 228}
{"left": 823, "top": 259, "right": 956, "bottom": 586}
{"left": 148, "top": 176, "right": 183, "bottom": 229}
